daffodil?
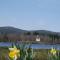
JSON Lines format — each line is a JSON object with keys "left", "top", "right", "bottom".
{"left": 50, "top": 48, "right": 56, "bottom": 55}
{"left": 9, "top": 46, "right": 20, "bottom": 60}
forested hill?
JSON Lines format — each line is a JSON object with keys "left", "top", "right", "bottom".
{"left": 0, "top": 26, "right": 59, "bottom": 36}
{"left": 0, "top": 26, "right": 60, "bottom": 44}
{"left": 0, "top": 26, "right": 27, "bottom": 34}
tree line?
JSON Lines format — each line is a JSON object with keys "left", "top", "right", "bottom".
{"left": 0, "top": 32, "right": 60, "bottom": 44}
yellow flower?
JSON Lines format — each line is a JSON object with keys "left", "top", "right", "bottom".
{"left": 9, "top": 46, "right": 20, "bottom": 59}
{"left": 50, "top": 48, "right": 56, "bottom": 55}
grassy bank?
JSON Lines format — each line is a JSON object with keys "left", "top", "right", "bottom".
{"left": 0, "top": 47, "right": 49, "bottom": 60}
{"left": 0, "top": 47, "right": 9, "bottom": 60}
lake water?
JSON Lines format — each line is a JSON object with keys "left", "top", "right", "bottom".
{"left": 0, "top": 42, "right": 60, "bottom": 50}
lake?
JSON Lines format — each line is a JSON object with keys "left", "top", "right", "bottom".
{"left": 0, "top": 42, "right": 60, "bottom": 50}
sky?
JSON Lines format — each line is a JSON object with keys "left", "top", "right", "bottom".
{"left": 0, "top": 0, "right": 60, "bottom": 32}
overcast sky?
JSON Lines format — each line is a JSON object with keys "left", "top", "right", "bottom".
{"left": 0, "top": 0, "right": 60, "bottom": 32}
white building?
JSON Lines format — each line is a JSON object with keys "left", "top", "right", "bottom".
{"left": 36, "top": 35, "right": 40, "bottom": 42}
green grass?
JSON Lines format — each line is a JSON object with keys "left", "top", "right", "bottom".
{"left": 0, "top": 47, "right": 9, "bottom": 60}
{"left": 0, "top": 47, "right": 49, "bottom": 60}
{"left": 34, "top": 49, "right": 48, "bottom": 60}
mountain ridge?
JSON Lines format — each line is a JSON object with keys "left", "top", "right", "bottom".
{"left": 0, "top": 26, "right": 60, "bottom": 36}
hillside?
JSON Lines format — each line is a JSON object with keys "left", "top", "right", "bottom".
{"left": 0, "top": 26, "right": 59, "bottom": 35}
{"left": 0, "top": 26, "right": 27, "bottom": 34}
{"left": 0, "top": 26, "right": 60, "bottom": 44}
